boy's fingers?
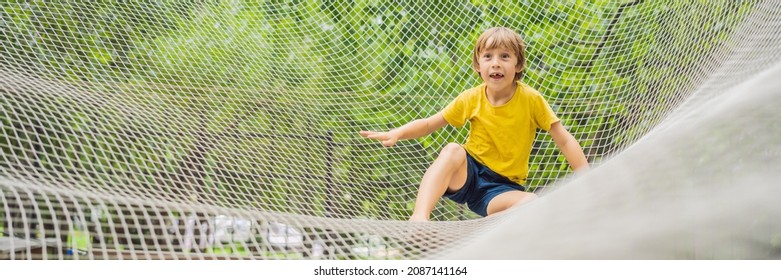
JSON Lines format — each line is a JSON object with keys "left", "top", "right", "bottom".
{"left": 360, "top": 131, "right": 395, "bottom": 146}
{"left": 361, "top": 131, "right": 387, "bottom": 140}
{"left": 382, "top": 140, "right": 395, "bottom": 147}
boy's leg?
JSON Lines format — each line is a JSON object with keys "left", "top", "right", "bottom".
{"left": 409, "top": 143, "right": 468, "bottom": 222}
{"left": 485, "top": 191, "right": 538, "bottom": 216}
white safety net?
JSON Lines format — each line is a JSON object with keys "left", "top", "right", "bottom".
{"left": 1, "top": 0, "right": 780, "bottom": 259}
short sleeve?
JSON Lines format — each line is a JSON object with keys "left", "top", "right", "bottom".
{"left": 441, "top": 90, "right": 474, "bottom": 128}
{"left": 532, "top": 94, "right": 560, "bottom": 131}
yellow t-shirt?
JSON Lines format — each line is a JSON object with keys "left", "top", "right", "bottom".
{"left": 441, "top": 82, "right": 560, "bottom": 185}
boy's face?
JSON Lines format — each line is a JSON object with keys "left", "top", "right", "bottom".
{"left": 474, "top": 47, "right": 522, "bottom": 91}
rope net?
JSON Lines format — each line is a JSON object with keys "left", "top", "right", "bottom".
{"left": 1, "top": 0, "right": 779, "bottom": 259}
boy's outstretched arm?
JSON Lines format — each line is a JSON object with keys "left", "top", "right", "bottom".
{"left": 549, "top": 121, "right": 590, "bottom": 172}
{"left": 360, "top": 112, "right": 448, "bottom": 147}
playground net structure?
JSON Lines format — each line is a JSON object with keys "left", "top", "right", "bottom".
{"left": 2, "top": 0, "right": 780, "bottom": 259}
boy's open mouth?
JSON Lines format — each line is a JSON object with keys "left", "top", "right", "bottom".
{"left": 489, "top": 73, "right": 504, "bottom": 79}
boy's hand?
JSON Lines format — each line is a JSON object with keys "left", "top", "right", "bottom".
{"left": 359, "top": 130, "right": 399, "bottom": 147}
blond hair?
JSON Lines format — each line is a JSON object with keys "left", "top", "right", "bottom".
{"left": 472, "top": 27, "right": 527, "bottom": 81}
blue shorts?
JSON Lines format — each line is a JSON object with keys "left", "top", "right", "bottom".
{"left": 443, "top": 153, "right": 526, "bottom": 217}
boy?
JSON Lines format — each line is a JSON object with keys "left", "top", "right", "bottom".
{"left": 360, "top": 27, "right": 589, "bottom": 221}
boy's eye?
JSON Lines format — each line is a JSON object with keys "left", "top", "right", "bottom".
{"left": 501, "top": 54, "right": 510, "bottom": 59}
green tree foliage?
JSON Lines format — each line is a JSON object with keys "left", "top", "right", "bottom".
{"left": 0, "top": 0, "right": 757, "bottom": 221}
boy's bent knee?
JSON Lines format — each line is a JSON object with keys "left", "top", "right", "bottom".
{"left": 440, "top": 143, "right": 465, "bottom": 159}
{"left": 437, "top": 143, "right": 467, "bottom": 168}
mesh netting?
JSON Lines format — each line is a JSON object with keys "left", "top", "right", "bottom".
{"left": 1, "top": 0, "right": 780, "bottom": 259}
